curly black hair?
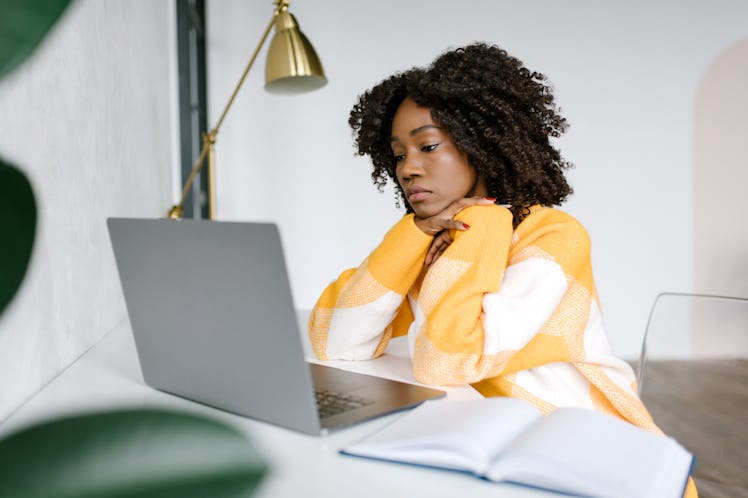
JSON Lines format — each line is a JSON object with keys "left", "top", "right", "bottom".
{"left": 348, "top": 43, "right": 573, "bottom": 227}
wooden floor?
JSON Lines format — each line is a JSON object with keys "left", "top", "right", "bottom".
{"left": 637, "top": 359, "right": 748, "bottom": 498}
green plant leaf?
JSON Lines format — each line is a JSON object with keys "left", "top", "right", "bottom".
{"left": 0, "top": 158, "right": 36, "bottom": 316}
{"left": 0, "top": 408, "right": 268, "bottom": 498}
{"left": 0, "top": 0, "right": 71, "bottom": 79}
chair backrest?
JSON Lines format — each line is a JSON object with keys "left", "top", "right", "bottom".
{"left": 637, "top": 292, "right": 748, "bottom": 396}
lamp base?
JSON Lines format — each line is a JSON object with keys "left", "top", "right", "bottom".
{"left": 167, "top": 205, "right": 183, "bottom": 219}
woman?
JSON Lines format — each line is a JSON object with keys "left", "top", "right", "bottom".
{"left": 308, "top": 41, "right": 696, "bottom": 498}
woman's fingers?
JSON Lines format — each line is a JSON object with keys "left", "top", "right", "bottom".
{"left": 424, "top": 244, "right": 437, "bottom": 267}
{"left": 445, "top": 196, "right": 496, "bottom": 218}
{"left": 421, "top": 197, "right": 495, "bottom": 264}
{"left": 425, "top": 230, "right": 454, "bottom": 266}
{"left": 415, "top": 197, "right": 495, "bottom": 236}
{"left": 416, "top": 216, "right": 469, "bottom": 236}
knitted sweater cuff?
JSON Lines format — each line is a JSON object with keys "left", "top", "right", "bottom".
{"left": 368, "top": 214, "right": 432, "bottom": 295}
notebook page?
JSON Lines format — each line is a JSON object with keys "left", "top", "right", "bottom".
{"left": 344, "top": 398, "right": 541, "bottom": 474}
{"left": 486, "top": 407, "right": 692, "bottom": 498}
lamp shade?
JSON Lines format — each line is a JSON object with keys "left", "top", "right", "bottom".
{"left": 264, "top": 10, "right": 326, "bottom": 94}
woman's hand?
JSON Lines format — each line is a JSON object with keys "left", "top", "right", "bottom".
{"left": 415, "top": 197, "right": 495, "bottom": 266}
{"left": 424, "top": 230, "right": 453, "bottom": 267}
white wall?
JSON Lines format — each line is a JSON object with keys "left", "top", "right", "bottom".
{"left": 0, "top": 0, "right": 178, "bottom": 421}
{"left": 692, "top": 38, "right": 748, "bottom": 356}
{"left": 206, "top": 0, "right": 748, "bottom": 359}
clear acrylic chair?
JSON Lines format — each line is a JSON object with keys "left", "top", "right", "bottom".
{"left": 636, "top": 291, "right": 748, "bottom": 496}
{"left": 637, "top": 292, "right": 748, "bottom": 396}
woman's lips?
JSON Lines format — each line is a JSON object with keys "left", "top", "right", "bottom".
{"left": 409, "top": 191, "right": 431, "bottom": 202}
{"left": 407, "top": 187, "right": 432, "bottom": 203}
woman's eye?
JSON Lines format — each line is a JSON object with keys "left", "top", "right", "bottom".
{"left": 422, "top": 143, "right": 439, "bottom": 152}
{"left": 394, "top": 154, "right": 405, "bottom": 163}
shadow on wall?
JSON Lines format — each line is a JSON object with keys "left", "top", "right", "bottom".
{"left": 693, "top": 37, "right": 748, "bottom": 356}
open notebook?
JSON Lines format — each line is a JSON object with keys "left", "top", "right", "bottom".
{"left": 342, "top": 397, "right": 694, "bottom": 498}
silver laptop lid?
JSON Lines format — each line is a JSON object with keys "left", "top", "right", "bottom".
{"left": 107, "top": 217, "right": 321, "bottom": 434}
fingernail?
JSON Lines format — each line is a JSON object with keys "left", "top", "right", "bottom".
{"left": 462, "top": 223, "right": 470, "bottom": 230}
{"left": 485, "top": 197, "right": 496, "bottom": 202}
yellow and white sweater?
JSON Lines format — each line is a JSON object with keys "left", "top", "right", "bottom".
{"left": 310, "top": 204, "right": 697, "bottom": 496}
{"left": 310, "top": 205, "right": 652, "bottom": 428}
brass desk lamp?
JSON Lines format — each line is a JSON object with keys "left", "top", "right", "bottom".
{"left": 168, "top": 0, "right": 326, "bottom": 220}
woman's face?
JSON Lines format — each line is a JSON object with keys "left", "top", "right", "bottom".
{"left": 390, "top": 97, "right": 487, "bottom": 219}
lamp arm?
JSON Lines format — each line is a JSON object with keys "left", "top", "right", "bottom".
{"left": 213, "top": 11, "right": 278, "bottom": 134}
{"left": 167, "top": 136, "right": 211, "bottom": 219}
{"left": 168, "top": 7, "right": 280, "bottom": 219}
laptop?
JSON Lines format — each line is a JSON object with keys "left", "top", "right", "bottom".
{"left": 107, "top": 217, "right": 445, "bottom": 435}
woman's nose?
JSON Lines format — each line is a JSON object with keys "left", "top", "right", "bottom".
{"left": 398, "top": 155, "right": 423, "bottom": 179}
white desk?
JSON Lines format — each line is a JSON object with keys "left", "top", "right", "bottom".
{"left": 0, "top": 318, "right": 559, "bottom": 498}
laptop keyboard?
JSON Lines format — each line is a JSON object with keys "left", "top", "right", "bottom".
{"left": 315, "top": 390, "right": 374, "bottom": 418}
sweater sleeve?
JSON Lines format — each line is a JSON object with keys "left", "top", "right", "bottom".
{"left": 410, "top": 204, "right": 516, "bottom": 384}
{"left": 308, "top": 214, "right": 433, "bottom": 360}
